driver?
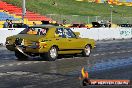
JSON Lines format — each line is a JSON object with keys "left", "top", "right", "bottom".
{"left": 40, "top": 28, "right": 47, "bottom": 35}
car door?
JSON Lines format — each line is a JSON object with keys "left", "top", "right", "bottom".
{"left": 55, "top": 28, "right": 69, "bottom": 50}
{"left": 63, "top": 28, "right": 84, "bottom": 50}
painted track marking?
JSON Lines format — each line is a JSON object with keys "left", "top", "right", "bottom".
{"left": 0, "top": 49, "right": 132, "bottom": 68}
{"left": 17, "top": 63, "right": 22, "bottom": 65}
{"left": 0, "top": 65, "right": 5, "bottom": 68}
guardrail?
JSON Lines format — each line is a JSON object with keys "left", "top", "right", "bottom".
{"left": 0, "top": 27, "right": 132, "bottom": 45}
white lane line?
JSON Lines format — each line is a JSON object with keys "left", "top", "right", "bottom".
{"left": 100, "top": 53, "right": 105, "bottom": 56}
{"left": 24, "top": 62, "right": 32, "bottom": 65}
{"left": 127, "top": 51, "right": 132, "bottom": 52}
{"left": 116, "top": 48, "right": 121, "bottom": 50}
{"left": 0, "top": 61, "right": 44, "bottom": 68}
{"left": 66, "top": 58, "right": 72, "bottom": 60}
{"left": 117, "top": 50, "right": 132, "bottom": 54}
{"left": 110, "top": 52, "right": 115, "bottom": 54}
{"left": 74, "top": 57, "right": 80, "bottom": 59}
{"left": 58, "top": 58, "right": 65, "bottom": 60}
{"left": 33, "top": 61, "right": 39, "bottom": 64}
{"left": 93, "top": 50, "right": 132, "bottom": 57}
{"left": 6, "top": 71, "right": 30, "bottom": 75}
{"left": 93, "top": 54, "right": 99, "bottom": 56}
{"left": 17, "top": 63, "right": 22, "bottom": 65}
{"left": 116, "top": 52, "right": 121, "bottom": 54}
{"left": 128, "top": 50, "right": 132, "bottom": 52}
{"left": 0, "top": 65, "right": 5, "bottom": 67}
{"left": 41, "top": 61, "right": 46, "bottom": 63}
{"left": 8, "top": 64, "right": 14, "bottom": 66}
{"left": 120, "top": 50, "right": 127, "bottom": 53}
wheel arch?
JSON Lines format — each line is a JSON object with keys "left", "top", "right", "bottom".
{"left": 85, "top": 44, "right": 92, "bottom": 49}
{"left": 51, "top": 45, "right": 59, "bottom": 50}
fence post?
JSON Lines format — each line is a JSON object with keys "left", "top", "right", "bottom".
{"left": 87, "top": 16, "right": 89, "bottom": 24}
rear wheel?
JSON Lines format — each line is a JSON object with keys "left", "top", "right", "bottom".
{"left": 15, "top": 50, "right": 28, "bottom": 61}
{"left": 40, "top": 46, "right": 58, "bottom": 61}
{"left": 82, "top": 45, "right": 91, "bottom": 57}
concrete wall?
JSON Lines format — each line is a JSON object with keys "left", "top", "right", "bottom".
{"left": 0, "top": 27, "right": 132, "bottom": 45}
{"left": 71, "top": 27, "right": 132, "bottom": 40}
{"left": 0, "top": 28, "right": 24, "bottom": 45}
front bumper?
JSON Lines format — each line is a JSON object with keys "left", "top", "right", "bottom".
{"left": 6, "top": 44, "right": 16, "bottom": 51}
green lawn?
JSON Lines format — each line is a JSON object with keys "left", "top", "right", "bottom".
{"left": 3, "top": 0, "right": 132, "bottom": 24}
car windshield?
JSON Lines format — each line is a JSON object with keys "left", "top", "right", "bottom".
{"left": 19, "top": 27, "right": 48, "bottom": 35}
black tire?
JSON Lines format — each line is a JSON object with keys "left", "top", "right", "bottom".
{"left": 82, "top": 45, "right": 91, "bottom": 57}
{"left": 15, "top": 50, "right": 28, "bottom": 61}
{"left": 40, "top": 46, "right": 58, "bottom": 61}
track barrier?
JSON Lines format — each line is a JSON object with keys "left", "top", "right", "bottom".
{"left": 0, "top": 28, "right": 132, "bottom": 45}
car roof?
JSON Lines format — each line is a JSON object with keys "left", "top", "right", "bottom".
{"left": 30, "top": 24, "right": 65, "bottom": 28}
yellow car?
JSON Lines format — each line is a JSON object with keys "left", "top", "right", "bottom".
{"left": 6, "top": 25, "right": 95, "bottom": 61}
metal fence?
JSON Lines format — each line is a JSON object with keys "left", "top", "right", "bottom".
{"left": 0, "top": 14, "right": 132, "bottom": 28}
{"left": 46, "top": 14, "right": 132, "bottom": 24}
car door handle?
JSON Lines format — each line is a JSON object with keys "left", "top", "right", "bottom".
{"left": 56, "top": 39, "right": 59, "bottom": 40}
{"left": 68, "top": 40, "right": 71, "bottom": 41}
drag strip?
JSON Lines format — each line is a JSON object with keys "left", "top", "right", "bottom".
{"left": 0, "top": 39, "right": 132, "bottom": 88}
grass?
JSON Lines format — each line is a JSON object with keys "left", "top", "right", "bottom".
{"left": 2, "top": 0, "right": 132, "bottom": 24}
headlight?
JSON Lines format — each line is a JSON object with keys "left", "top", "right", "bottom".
{"left": 5, "top": 40, "right": 10, "bottom": 45}
{"left": 6, "top": 41, "right": 10, "bottom": 44}
{"left": 21, "top": 39, "right": 24, "bottom": 45}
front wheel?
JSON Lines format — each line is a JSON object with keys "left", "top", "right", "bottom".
{"left": 40, "top": 46, "right": 58, "bottom": 61}
{"left": 82, "top": 45, "right": 91, "bottom": 57}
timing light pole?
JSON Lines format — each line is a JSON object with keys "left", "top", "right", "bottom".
{"left": 22, "top": 0, "right": 26, "bottom": 23}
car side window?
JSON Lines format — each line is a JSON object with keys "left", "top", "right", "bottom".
{"left": 64, "top": 28, "right": 76, "bottom": 38}
{"left": 56, "top": 28, "right": 76, "bottom": 38}
{"left": 36, "top": 28, "right": 48, "bottom": 35}
{"left": 56, "top": 28, "right": 66, "bottom": 38}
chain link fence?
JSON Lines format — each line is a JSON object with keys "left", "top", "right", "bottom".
{"left": 46, "top": 14, "right": 132, "bottom": 24}
{"left": 0, "top": 14, "right": 132, "bottom": 28}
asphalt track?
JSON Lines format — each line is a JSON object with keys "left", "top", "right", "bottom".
{"left": 0, "top": 39, "right": 132, "bottom": 88}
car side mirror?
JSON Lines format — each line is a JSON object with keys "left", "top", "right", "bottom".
{"left": 74, "top": 32, "right": 80, "bottom": 38}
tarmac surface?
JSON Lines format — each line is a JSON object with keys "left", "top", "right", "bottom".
{"left": 0, "top": 39, "right": 132, "bottom": 88}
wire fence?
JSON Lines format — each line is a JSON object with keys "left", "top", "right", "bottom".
{"left": 46, "top": 14, "right": 132, "bottom": 24}
{"left": 0, "top": 14, "right": 132, "bottom": 28}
